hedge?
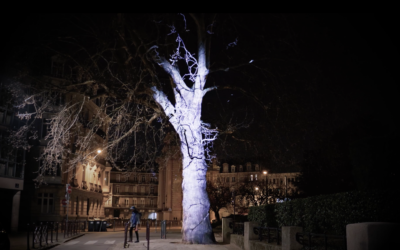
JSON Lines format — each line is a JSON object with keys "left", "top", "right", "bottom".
{"left": 249, "top": 189, "right": 400, "bottom": 234}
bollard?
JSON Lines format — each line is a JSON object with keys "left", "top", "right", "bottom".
{"left": 161, "top": 220, "right": 166, "bottom": 239}
{"left": 32, "top": 223, "right": 35, "bottom": 249}
{"left": 56, "top": 222, "right": 59, "bottom": 242}
{"left": 146, "top": 220, "right": 150, "bottom": 250}
{"left": 124, "top": 222, "right": 129, "bottom": 248}
{"left": 27, "top": 223, "right": 30, "bottom": 250}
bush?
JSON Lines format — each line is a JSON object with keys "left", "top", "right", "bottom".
{"left": 249, "top": 189, "right": 400, "bottom": 234}
{"left": 248, "top": 204, "right": 278, "bottom": 227}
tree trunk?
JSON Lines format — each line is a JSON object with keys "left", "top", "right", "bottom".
{"left": 179, "top": 120, "right": 216, "bottom": 244}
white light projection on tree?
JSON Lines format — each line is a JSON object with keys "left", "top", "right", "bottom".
{"left": 151, "top": 20, "right": 219, "bottom": 243}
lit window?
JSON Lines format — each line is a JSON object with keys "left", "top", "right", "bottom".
{"left": 250, "top": 175, "right": 253, "bottom": 181}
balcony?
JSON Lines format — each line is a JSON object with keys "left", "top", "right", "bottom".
{"left": 114, "top": 203, "right": 158, "bottom": 209}
{"left": 82, "top": 181, "right": 88, "bottom": 190}
{"left": 114, "top": 192, "right": 158, "bottom": 196}
{"left": 70, "top": 178, "right": 79, "bottom": 187}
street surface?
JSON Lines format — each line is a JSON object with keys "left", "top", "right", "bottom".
{"left": 10, "top": 227, "right": 240, "bottom": 250}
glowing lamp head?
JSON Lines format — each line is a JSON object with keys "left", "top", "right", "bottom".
{"left": 97, "top": 149, "right": 102, "bottom": 154}
{"left": 263, "top": 171, "right": 267, "bottom": 175}
{"left": 255, "top": 187, "right": 259, "bottom": 190}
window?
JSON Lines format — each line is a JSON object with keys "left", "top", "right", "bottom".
{"left": 105, "top": 171, "right": 109, "bottom": 186}
{"left": 87, "top": 199, "right": 90, "bottom": 215}
{"left": 239, "top": 165, "right": 243, "bottom": 172}
{"left": 133, "top": 199, "right": 137, "bottom": 205}
{"left": 125, "top": 199, "right": 129, "bottom": 205}
{"left": 141, "top": 199, "right": 145, "bottom": 205}
{"left": 141, "top": 176, "right": 145, "bottom": 183}
{"left": 0, "top": 163, "right": 6, "bottom": 175}
{"left": 273, "top": 179, "right": 275, "bottom": 184}
{"left": 255, "top": 174, "right": 257, "bottom": 181}
{"left": 226, "top": 177, "right": 229, "bottom": 183}
{"left": 116, "top": 174, "right": 120, "bottom": 182}
{"left": 141, "top": 186, "right": 145, "bottom": 194}
{"left": 232, "top": 177, "right": 236, "bottom": 182}
{"left": 75, "top": 197, "right": 79, "bottom": 215}
{"left": 125, "top": 186, "right": 129, "bottom": 192}
{"left": 150, "top": 186, "right": 155, "bottom": 194}
{"left": 280, "top": 179, "right": 283, "bottom": 184}
{"left": 116, "top": 186, "right": 120, "bottom": 193}
{"left": 150, "top": 199, "right": 154, "bottom": 205}
{"left": 38, "top": 193, "right": 53, "bottom": 213}
{"left": 250, "top": 175, "right": 253, "bottom": 181}
{"left": 231, "top": 165, "right": 236, "bottom": 173}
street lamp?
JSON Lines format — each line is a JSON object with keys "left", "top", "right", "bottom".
{"left": 97, "top": 149, "right": 102, "bottom": 154}
{"left": 263, "top": 171, "right": 268, "bottom": 204}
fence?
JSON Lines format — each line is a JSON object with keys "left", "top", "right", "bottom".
{"left": 253, "top": 226, "right": 281, "bottom": 244}
{"left": 229, "top": 222, "right": 244, "bottom": 235}
{"left": 296, "top": 232, "right": 347, "bottom": 250}
{"left": 27, "top": 222, "right": 59, "bottom": 249}
{"left": 107, "top": 219, "right": 181, "bottom": 232}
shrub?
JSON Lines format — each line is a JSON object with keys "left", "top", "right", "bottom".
{"left": 248, "top": 204, "right": 277, "bottom": 227}
{"left": 250, "top": 189, "right": 400, "bottom": 234}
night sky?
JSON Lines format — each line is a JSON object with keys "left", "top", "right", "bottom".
{"left": 1, "top": 13, "right": 398, "bottom": 192}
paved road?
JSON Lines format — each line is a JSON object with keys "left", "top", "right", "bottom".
{"left": 10, "top": 227, "right": 238, "bottom": 250}
{"left": 53, "top": 229, "right": 184, "bottom": 250}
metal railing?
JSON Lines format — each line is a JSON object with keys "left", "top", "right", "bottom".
{"left": 229, "top": 222, "right": 244, "bottom": 235}
{"left": 27, "top": 221, "right": 59, "bottom": 249}
{"left": 61, "top": 220, "right": 86, "bottom": 237}
{"left": 296, "top": 232, "right": 347, "bottom": 250}
{"left": 253, "top": 226, "right": 281, "bottom": 244}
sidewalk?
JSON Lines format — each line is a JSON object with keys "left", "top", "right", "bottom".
{"left": 110, "top": 230, "right": 241, "bottom": 250}
{"left": 8, "top": 230, "right": 79, "bottom": 250}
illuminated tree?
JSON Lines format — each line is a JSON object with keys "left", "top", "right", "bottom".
{"left": 7, "top": 13, "right": 248, "bottom": 243}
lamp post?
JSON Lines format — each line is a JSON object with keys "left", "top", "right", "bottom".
{"left": 231, "top": 189, "right": 235, "bottom": 226}
{"left": 263, "top": 171, "right": 268, "bottom": 204}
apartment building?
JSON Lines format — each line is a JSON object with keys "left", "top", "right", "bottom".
{"left": 0, "top": 84, "right": 26, "bottom": 232}
{"left": 106, "top": 170, "right": 159, "bottom": 220}
{"left": 26, "top": 72, "right": 111, "bottom": 222}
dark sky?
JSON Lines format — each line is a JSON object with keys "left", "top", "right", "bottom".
{"left": 1, "top": 13, "right": 398, "bottom": 171}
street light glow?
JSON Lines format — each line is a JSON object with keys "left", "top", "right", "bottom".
{"left": 263, "top": 171, "right": 267, "bottom": 175}
{"left": 97, "top": 149, "right": 102, "bottom": 154}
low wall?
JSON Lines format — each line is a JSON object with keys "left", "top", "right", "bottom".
{"left": 231, "top": 234, "right": 244, "bottom": 250}
{"left": 226, "top": 222, "right": 300, "bottom": 250}
{"left": 249, "top": 240, "right": 282, "bottom": 250}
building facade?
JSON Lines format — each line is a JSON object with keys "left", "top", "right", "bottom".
{"left": 26, "top": 74, "right": 111, "bottom": 222}
{"left": 106, "top": 170, "right": 159, "bottom": 220}
{"left": 0, "top": 84, "right": 26, "bottom": 232}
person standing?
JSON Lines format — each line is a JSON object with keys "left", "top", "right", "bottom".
{"left": 128, "top": 206, "right": 140, "bottom": 243}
